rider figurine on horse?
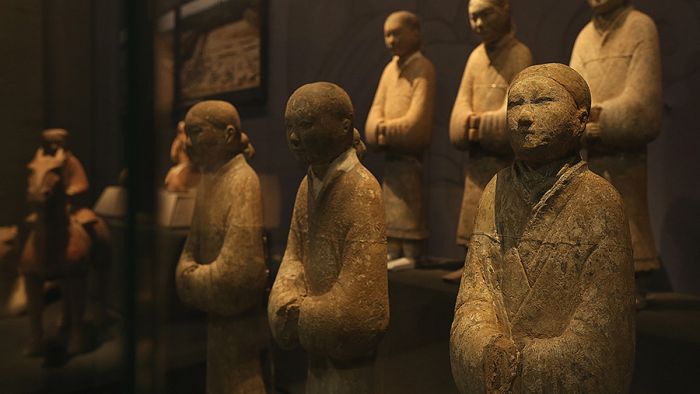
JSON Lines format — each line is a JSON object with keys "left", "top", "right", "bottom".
{"left": 20, "top": 128, "right": 111, "bottom": 356}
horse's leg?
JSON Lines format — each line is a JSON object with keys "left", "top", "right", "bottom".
{"left": 7, "top": 275, "right": 27, "bottom": 316}
{"left": 24, "top": 274, "right": 44, "bottom": 356}
{"left": 63, "top": 274, "right": 89, "bottom": 354}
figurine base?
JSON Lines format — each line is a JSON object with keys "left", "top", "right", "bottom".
{"left": 157, "top": 189, "right": 196, "bottom": 228}
{"left": 387, "top": 257, "right": 416, "bottom": 271}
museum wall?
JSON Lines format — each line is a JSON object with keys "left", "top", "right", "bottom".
{"left": 0, "top": 1, "right": 44, "bottom": 226}
{"left": 242, "top": 0, "right": 700, "bottom": 294}
{"left": 0, "top": 0, "right": 123, "bottom": 226}
{"left": 2, "top": 0, "right": 698, "bottom": 293}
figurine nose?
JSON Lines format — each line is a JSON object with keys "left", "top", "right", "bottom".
{"left": 518, "top": 108, "right": 534, "bottom": 129}
{"left": 288, "top": 131, "right": 301, "bottom": 147}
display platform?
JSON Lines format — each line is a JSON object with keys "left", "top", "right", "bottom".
{"left": 271, "top": 268, "right": 700, "bottom": 394}
{"left": 3, "top": 256, "right": 696, "bottom": 393}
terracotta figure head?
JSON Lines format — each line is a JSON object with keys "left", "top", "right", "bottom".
{"left": 184, "top": 100, "right": 244, "bottom": 172}
{"left": 468, "top": 0, "right": 511, "bottom": 44}
{"left": 507, "top": 63, "right": 590, "bottom": 165}
{"left": 384, "top": 11, "right": 421, "bottom": 59}
{"left": 41, "top": 128, "right": 69, "bottom": 156}
{"left": 285, "top": 82, "right": 354, "bottom": 167}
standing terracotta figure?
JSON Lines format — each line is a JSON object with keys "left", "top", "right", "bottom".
{"left": 450, "top": 64, "right": 635, "bottom": 393}
{"left": 269, "top": 82, "right": 389, "bottom": 394}
{"left": 445, "top": 0, "right": 532, "bottom": 283}
{"left": 365, "top": 11, "right": 435, "bottom": 271}
{"left": 165, "top": 120, "right": 201, "bottom": 192}
{"left": 570, "top": 0, "right": 662, "bottom": 307}
{"left": 175, "top": 101, "right": 268, "bottom": 394}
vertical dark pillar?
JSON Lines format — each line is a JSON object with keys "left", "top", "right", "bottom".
{"left": 124, "top": 0, "right": 155, "bottom": 392}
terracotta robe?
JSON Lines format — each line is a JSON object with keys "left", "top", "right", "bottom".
{"left": 366, "top": 51, "right": 435, "bottom": 240}
{"left": 570, "top": 6, "right": 662, "bottom": 271}
{"left": 450, "top": 157, "right": 635, "bottom": 393}
{"left": 268, "top": 149, "right": 389, "bottom": 394}
{"left": 176, "top": 154, "right": 268, "bottom": 394}
{"left": 450, "top": 33, "right": 532, "bottom": 245}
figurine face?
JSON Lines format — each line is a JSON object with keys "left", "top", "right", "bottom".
{"left": 41, "top": 139, "right": 63, "bottom": 156}
{"left": 507, "top": 76, "right": 586, "bottom": 164}
{"left": 285, "top": 103, "right": 351, "bottom": 167}
{"left": 27, "top": 148, "right": 65, "bottom": 205}
{"left": 384, "top": 15, "right": 420, "bottom": 58}
{"left": 469, "top": 0, "right": 510, "bottom": 43}
{"left": 185, "top": 116, "right": 236, "bottom": 172}
{"left": 586, "top": 0, "right": 626, "bottom": 14}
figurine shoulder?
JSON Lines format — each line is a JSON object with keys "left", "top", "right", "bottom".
{"left": 623, "top": 9, "right": 659, "bottom": 38}
{"left": 346, "top": 163, "right": 382, "bottom": 199}
{"left": 466, "top": 43, "right": 487, "bottom": 65}
{"left": 577, "top": 169, "right": 627, "bottom": 230}
{"left": 414, "top": 53, "right": 436, "bottom": 76}
{"left": 509, "top": 39, "right": 533, "bottom": 66}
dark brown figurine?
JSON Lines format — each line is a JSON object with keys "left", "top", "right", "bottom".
{"left": 366, "top": 11, "right": 435, "bottom": 271}
{"left": 269, "top": 82, "right": 389, "bottom": 393}
{"left": 450, "top": 64, "right": 635, "bottom": 393}
{"left": 21, "top": 128, "right": 112, "bottom": 356}
{"left": 175, "top": 101, "right": 268, "bottom": 394}
{"left": 570, "top": 0, "right": 662, "bottom": 307}
{"left": 445, "top": 0, "right": 532, "bottom": 283}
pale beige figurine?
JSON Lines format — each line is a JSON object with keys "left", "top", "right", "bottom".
{"left": 175, "top": 101, "right": 268, "bottom": 394}
{"left": 165, "top": 120, "right": 201, "bottom": 192}
{"left": 269, "top": 82, "right": 389, "bottom": 394}
{"left": 450, "top": 64, "right": 635, "bottom": 393}
{"left": 445, "top": 0, "right": 532, "bottom": 283}
{"left": 570, "top": 0, "right": 662, "bottom": 308}
{"left": 365, "top": 11, "right": 435, "bottom": 271}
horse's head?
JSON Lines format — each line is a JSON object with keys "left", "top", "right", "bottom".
{"left": 26, "top": 148, "right": 67, "bottom": 207}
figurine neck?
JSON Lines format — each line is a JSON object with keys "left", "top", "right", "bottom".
{"left": 397, "top": 48, "right": 420, "bottom": 67}
{"left": 593, "top": 2, "right": 630, "bottom": 32}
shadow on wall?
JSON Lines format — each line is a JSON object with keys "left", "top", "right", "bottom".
{"left": 660, "top": 198, "right": 700, "bottom": 295}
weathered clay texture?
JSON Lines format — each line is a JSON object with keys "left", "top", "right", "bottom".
{"left": 365, "top": 11, "right": 435, "bottom": 259}
{"left": 450, "top": 64, "right": 635, "bottom": 393}
{"left": 570, "top": 1, "right": 662, "bottom": 272}
{"left": 450, "top": 0, "right": 532, "bottom": 247}
{"left": 269, "top": 82, "right": 389, "bottom": 393}
{"left": 165, "top": 121, "right": 201, "bottom": 192}
{"left": 175, "top": 101, "right": 268, "bottom": 394}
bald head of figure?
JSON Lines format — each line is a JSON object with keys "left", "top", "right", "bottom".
{"left": 184, "top": 100, "right": 245, "bottom": 172}
{"left": 506, "top": 63, "right": 590, "bottom": 165}
{"left": 468, "top": 0, "right": 511, "bottom": 43}
{"left": 384, "top": 11, "right": 421, "bottom": 58}
{"left": 285, "top": 82, "right": 354, "bottom": 166}
{"left": 41, "top": 128, "right": 69, "bottom": 156}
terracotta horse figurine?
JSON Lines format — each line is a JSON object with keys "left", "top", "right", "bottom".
{"left": 20, "top": 147, "right": 111, "bottom": 356}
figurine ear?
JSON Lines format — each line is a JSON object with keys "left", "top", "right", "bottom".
{"left": 576, "top": 109, "right": 589, "bottom": 135}
{"left": 342, "top": 118, "right": 352, "bottom": 135}
{"left": 225, "top": 125, "right": 239, "bottom": 144}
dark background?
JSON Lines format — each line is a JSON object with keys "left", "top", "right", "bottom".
{"left": 1, "top": 0, "right": 699, "bottom": 294}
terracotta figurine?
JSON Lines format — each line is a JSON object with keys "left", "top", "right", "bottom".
{"left": 21, "top": 128, "right": 112, "bottom": 355}
{"left": 269, "top": 82, "right": 389, "bottom": 393}
{"left": 365, "top": 11, "right": 435, "bottom": 271}
{"left": 445, "top": 0, "right": 532, "bottom": 283}
{"left": 165, "top": 120, "right": 201, "bottom": 192}
{"left": 450, "top": 64, "right": 635, "bottom": 393}
{"left": 570, "top": 0, "right": 662, "bottom": 307}
{"left": 175, "top": 101, "right": 268, "bottom": 393}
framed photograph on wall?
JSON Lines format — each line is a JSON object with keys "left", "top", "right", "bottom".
{"left": 174, "top": 0, "right": 267, "bottom": 111}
